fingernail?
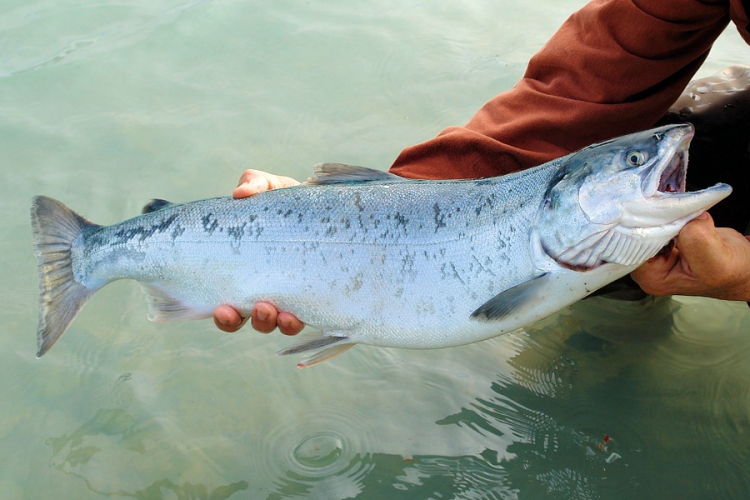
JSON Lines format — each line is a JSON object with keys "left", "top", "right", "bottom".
{"left": 257, "top": 310, "right": 269, "bottom": 322}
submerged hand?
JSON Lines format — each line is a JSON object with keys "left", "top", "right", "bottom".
{"left": 631, "top": 212, "right": 750, "bottom": 301}
{"left": 213, "top": 169, "right": 304, "bottom": 335}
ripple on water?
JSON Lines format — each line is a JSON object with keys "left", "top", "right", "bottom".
{"left": 259, "top": 402, "right": 379, "bottom": 499}
{"left": 0, "top": 1, "right": 210, "bottom": 78}
{"left": 292, "top": 432, "right": 344, "bottom": 471}
{"left": 654, "top": 297, "right": 750, "bottom": 370}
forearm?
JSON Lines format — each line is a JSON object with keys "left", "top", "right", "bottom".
{"left": 390, "top": 0, "right": 730, "bottom": 180}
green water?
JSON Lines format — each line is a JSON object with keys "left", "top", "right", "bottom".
{"left": 2, "top": 1, "right": 750, "bottom": 498}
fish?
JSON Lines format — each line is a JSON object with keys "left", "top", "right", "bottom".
{"left": 31, "top": 124, "right": 731, "bottom": 367}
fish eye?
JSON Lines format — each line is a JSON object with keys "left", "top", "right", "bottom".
{"left": 625, "top": 150, "right": 649, "bottom": 167}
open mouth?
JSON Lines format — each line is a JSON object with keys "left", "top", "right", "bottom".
{"left": 657, "top": 149, "right": 687, "bottom": 194}
{"left": 644, "top": 126, "right": 692, "bottom": 198}
{"left": 636, "top": 124, "right": 731, "bottom": 229}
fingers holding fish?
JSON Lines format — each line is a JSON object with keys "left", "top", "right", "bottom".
{"left": 213, "top": 305, "right": 247, "bottom": 333}
{"left": 251, "top": 303, "right": 304, "bottom": 336}
{"left": 632, "top": 212, "right": 750, "bottom": 301}
{"left": 233, "top": 169, "right": 301, "bottom": 199}
{"left": 212, "top": 303, "right": 304, "bottom": 335}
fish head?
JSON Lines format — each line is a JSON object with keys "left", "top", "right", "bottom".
{"left": 536, "top": 124, "right": 732, "bottom": 270}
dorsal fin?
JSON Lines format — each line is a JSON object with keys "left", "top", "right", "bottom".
{"left": 305, "top": 163, "right": 405, "bottom": 185}
{"left": 142, "top": 199, "right": 175, "bottom": 214}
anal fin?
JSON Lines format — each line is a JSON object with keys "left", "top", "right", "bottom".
{"left": 297, "top": 344, "right": 354, "bottom": 369}
{"left": 278, "top": 330, "right": 353, "bottom": 368}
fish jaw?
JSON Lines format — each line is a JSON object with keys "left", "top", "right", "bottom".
{"left": 621, "top": 125, "right": 732, "bottom": 228}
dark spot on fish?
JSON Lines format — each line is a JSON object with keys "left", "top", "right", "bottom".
{"left": 354, "top": 192, "right": 364, "bottom": 212}
{"left": 433, "top": 203, "right": 446, "bottom": 232}
{"left": 471, "top": 255, "right": 496, "bottom": 276}
{"left": 303, "top": 241, "right": 320, "bottom": 251}
{"left": 449, "top": 262, "right": 465, "bottom": 285}
{"left": 202, "top": 213, "right": 219, "bottom": 234}
{"left": 171, "top": 224, "right": 185, "bottom": 240}
{"left": 394, "top": 212, "right": 408, "bottom": 228}
{"left": 401, "top": 250, "right": 416, "bottom": 273}
{"left": 348, "top": 272, "right": 364, "bottom": 292}
{"left": 113, "top": 214, "right": 178, "bottom": 243}
{"left": 228, "top": 224, "right": 245, "bottom": 239}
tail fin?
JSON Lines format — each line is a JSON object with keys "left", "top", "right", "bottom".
{"left": 31, "top": 196, "right": 100, "bottom": 357}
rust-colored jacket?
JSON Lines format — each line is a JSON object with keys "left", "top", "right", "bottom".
{"left": 389, "top": 0, "right": 750, "bottom": 179}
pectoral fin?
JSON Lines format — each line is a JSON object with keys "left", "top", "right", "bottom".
{"left": 471, "top": 273, "right": 550, "bottom": 321}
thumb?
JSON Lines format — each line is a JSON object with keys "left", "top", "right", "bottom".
{"left": 673, "top": 212, "right": 726, "bottom": 278}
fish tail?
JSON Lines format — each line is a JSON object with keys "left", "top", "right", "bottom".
{"left": 31, "top": 196, "right": 101, "bottom": 357}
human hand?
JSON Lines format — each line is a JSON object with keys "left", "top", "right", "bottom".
{"left": 631, "top": 212, "right": 750, "bottom": 301}
{"left": 213, "top": 303, "right": 305, "bottom": 335}
{"left": 232, "top": 168, "right": 300, "bottom": 199}
{"left": 213, "top": 169, "right": 305, "bottom": 335}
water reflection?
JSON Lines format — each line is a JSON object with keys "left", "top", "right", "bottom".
{"left": 46, "top": 408, "right": 249, "bottom": 500}
{"left": 425, "top": 296, "right": 750, "bottom": 499}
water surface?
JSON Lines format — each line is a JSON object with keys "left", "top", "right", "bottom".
{"left": 2, "top": 1, "right": 749, "bottom": 499}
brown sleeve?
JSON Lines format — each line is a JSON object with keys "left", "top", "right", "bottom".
{"left": 389, "top": 0, "right": 736, "bottom": 180}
